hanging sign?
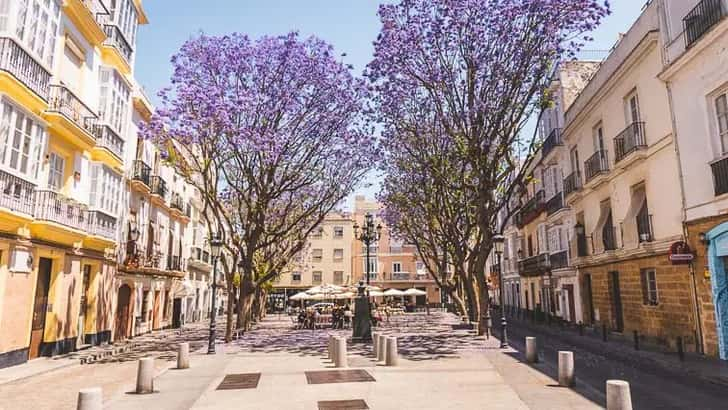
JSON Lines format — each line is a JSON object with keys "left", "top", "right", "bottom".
{"left": 668, "top": 241, "right": 694, "bottom": 265}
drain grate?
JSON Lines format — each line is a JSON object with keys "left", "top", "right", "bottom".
{"left": 305, "top": 369, "right": 375, "bottom": 385}
{"left": 318, "top": 399, "right": 369, "bottom": 410}
{"left": 216, "top": 373, "right": 261, "bottom": 390}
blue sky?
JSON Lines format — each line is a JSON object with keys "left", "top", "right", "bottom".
{"left": 135, "top": 0, "right": 650, "bottom": 207}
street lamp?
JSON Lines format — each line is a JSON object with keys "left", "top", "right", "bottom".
{"left": 207, "top": 232, "right": 223, "bottom": 354}
{"left": 353, "top": 213, "right": 382, "bottom": 286}
{"left": 493, "top": 234, "right": 508, "bottom": 348}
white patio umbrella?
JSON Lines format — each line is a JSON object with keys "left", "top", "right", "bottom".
{"left": 383, "top": 288, "right": 405, "bottom": 297}
{"left": 333, "top": 292, "right": 356, "bottom": 300}
{"left": 309, "top": 293, "right": 328, "bottom": 300}
{"left": 368, "top": 290, "right": 385, "bottom": 297}
{"left": 289, "top": 291, "right": 310, "bottom": 301}
{"left": 306, "top": 284, "right": 346, "bottom": 295}
{"left": 403, "top": 288, "right": 427, "bottom": 296}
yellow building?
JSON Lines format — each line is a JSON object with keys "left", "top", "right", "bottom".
{"left": 0, "top": 0, "right": 148, "bottom": 368}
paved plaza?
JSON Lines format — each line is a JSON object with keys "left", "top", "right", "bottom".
{"left": 0, "top": 313, "right": 602, "bottom": 409}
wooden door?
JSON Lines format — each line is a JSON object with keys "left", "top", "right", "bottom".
{"left": 115, "top": 284, "right": 131, "bottom": 342}
{"left": 29, "top": 258, "right": 52, "bottom": 359}
{"left": 152, "top": 291, "right": 160, "bottom": 329}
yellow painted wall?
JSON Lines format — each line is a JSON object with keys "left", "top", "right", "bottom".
{"left": 41, "top": 250, "right": 82, "bottom": 343}
{"left": 0, "top": 244, "right": 36, "bottom": 353}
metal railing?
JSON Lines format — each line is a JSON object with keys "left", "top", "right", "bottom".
{"left": 132, "top": 160, "right": 151, "bottom": 187}
{"left": 150, "top": 176, "right": 167, "bottom": 198}
{"left": 518, "top": 253, "right": 549, "bottom": 276}
{"left": 103, "top": 25, "right": 133, "bottom": 63}
{"left": 87, "top": 210, "right": 117, "bottom": 240}
{"left": 0, "top": 169, "right": 35, "bottom": 215}
{"left": 637, "top": 212, "right": 654, "bottom": 243}
{"left": 0, "top": 37, "right": 52, "bottom": 100}
{"left": 82, "top": 0, "right": 110, "bottom": 26}
{"left": 584, "top": 150, "right": 609, "bottom": 182}
{"left": 711, "top": 155, "right": 728, "bottom": 196}
{"left": 34, "top": 190, "right": 88, "bottom": 231}
{"left": 515, "top": 190, "right": 545, "bottom": 227}
{"left": 549, "top": 250, "right": 569, "bottom": 270}
{"left": 602, "top": 225, "right": 617, "bottom": 251}
{"left": 168, "top": 255, "right": 182, "bottom": 271}
{"left": 93, "top": 124, "right": 124, "bottom": 159}
{"left": 546, "top": 192, "right": 565, "bottom": 215}
{"left": 563, "top": 171, "right": 582, "bottom": 197}
{"left": 576, "top": 233, "right": 589, "bottom": 257}
{"left": 614, "top": 122, "right": 647, "bottom": 163}
{"left": 542, "top": 128, "right": 563, "bottom": 158}
{"left": 684, "top": 0, "right": 725, "bottom": 47}
{"left": 48, "top": 85, "right": 98, "bottom": 135}
{"left": 391, "top": 272, "right": 411, "bottom": 280}
{"left": 170, "top": 193, "right": 184, "bottom": 212}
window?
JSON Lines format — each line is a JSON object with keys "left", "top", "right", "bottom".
{"left": 312, "top": 249, "right": 322, "bottom": 262}
{"left": 416, "top": 261, "right": 424, "bottom": 271}
{"left": 333, "top": 248, "right": 343, "bottom": 261}
{"left": 392, "top": 262, "right": 402, "bottom": 273}
{"left": 626, "top": 92, "right": 641, "bottom": 124}
{"left": 61, "top": 39, "right": 84, "bottom": 93}
{"left": 333, "top": 226, "right": 343, "bottom": 238}
{"left": 716, "top": 94, "right": 728, "bottom": 154}
{"left": 99, "top": 68, "right": 131, "bottom": 135}
{"left": 89, "top": 164, "right": 122, "bottom": 215}
{"left": 363, "top": 257, "right": 377, "bottom": 274}
{"left": 312, "top": 271, "right": 322, "bottom": 284}
{"left": 570, "top": 147, "right": 580, "bottom": 174}
{"left": 110, "top": 0, "right": 138, "bottom": 47}
{"left": 640, "top": 268, "right": 658, "bottom": 306}
{"left": 333, "top": 271, "right": 344, "bottom": 284}
{"left": 15, "top": 0, "right": 61, "bottom": 66}
{"left": 292, "top": 272, "right": 301, "bottom": 282}
{"left": 0, "top": 102, "right": 44, "bottom": 179}
{"left": 311, "top": 227, "right": 323, "bottom": 238}
{"left": 593, "top": 124, "right": 605, "bottom": 155}
{"left": 47, "top": 152, "right": 64, "bottom": 190}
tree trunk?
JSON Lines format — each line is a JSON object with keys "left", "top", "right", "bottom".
{"left": 477, "top": 279, "right": 490, "bottom": 337}
{"left": 225, "top": 287, "right": 235, "bottom": 342}
{"left": 463, "top": 275, "right": 479, "bottom": 324}
{"left": 451, "top": 292, "right": 468, "bottom": 317}
{"left": 236, "top": 285, "right": 244, "bottom": 329}
{"left": 239, "top": 277, "right": 256, "bottom": 331}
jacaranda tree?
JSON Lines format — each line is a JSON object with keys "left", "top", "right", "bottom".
{"left": 144, "top": 32, "right": 374, "bottom": 339}
{"left": 369, "top": 0, "right": 609, "bottom": 334}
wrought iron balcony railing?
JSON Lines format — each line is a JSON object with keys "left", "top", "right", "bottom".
{"left": 584, "top": 150, "right": 609, "bottom": 182}
{"left": 515, "top": 190, "right": 545, "bottom": 227}
{"left": 614, "top": 122, "right": 647, "bottom": 163}
{"left": 48, "top": 84, "right": 98, "bottom": 135}
{"left": 711, "top": 155, "right": 728, "bottom": 196}
{"left": 545, "top": 192, "right": 565, "bottom": 215}
{"left": 549, "top": 250, "right": 569, "bottom": 270}
{"left": 684, "top": 0, "right": 725, "bottom": 48}
{"left": 34, "top": 190, "right": 88, "bottom": 231}
{"left": 93, "top": 123, "right": 124, "bottom": 159}
{"left": 82, "top": 0, "right": 110, "bottom": 26}
{"left": 0, "top": 37, "right": 52, "bottom": 100}
{"left": 168, "top": 255, "right": 182, "bottom": 271}
{"left": 391, "top": 272, "right": 411, "bottom": 281}
{"left": 150, "top": 176, "right": 167, "bottom": 198}
{"left": 103, "top": 25, "right": 133, "bottom": 63}
{"left": 87, "top": 210, "right": 117, "bottom": 240}
{"left": 132, "top": 160, "right": 151, "bottom": 187}
{"left": 542, "top": 128, "right": 563, "bottom": 158}
{"left": 517, "top": 253, "right": 550, "bottom": 276}
{"left": 563, "top": 171, "right": 582, "bottom": 197}
{"left": 0, "top": 169, "right": 36, "bottom": 216}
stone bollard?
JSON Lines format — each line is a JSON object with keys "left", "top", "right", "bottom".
{"left": 136, "top": 358, "right": 155, "bottom": 394}
{"left": 77, "top": 387, "right": 102, "bottom": 410}
{"left": 328, "top": 334, "right": 336, "bottom": 361}
{"left": 525, "top": 337, "right": 538, "bottom": 363}
{"left": 606, "top": 380, "right": 633, "bottom": 410}
{"left": 334, "top": 337, "right": 348, "bottom": 368}
{"left": 377, "top": 334, "right": 387, "bottom": 362}
{"left": 177, "top": 343, "right": 190, "bottom": 369}
{"left": 385, "top": 336, "right": 399, "bottom": 367}
{"left": 372, "top": 332, "right": 380, "bottom": 357}
{"left": 558, "top": 351, "right": 575, "bottom": 387}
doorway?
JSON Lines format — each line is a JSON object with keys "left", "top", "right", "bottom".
{"left": 78, "top": 264, "right": 91, "bottom": 347}
{"left": 608, "top": 271, "right": 624, "bottom": 332}
{"left": 115, "top": 284, "right": 132, "bottom": 342}
{"left": 29, "top": 258, "right": 52, "bottom": 359}
{"left": 706, "top": 223, "right": 728, "bottom": 360}
{"left": 172, "top": 298, "right": 182, "bottom": 328}
{"left": 563, "top": 284, "right": 576, "bottom": 323}
{"left": 152, "top": 290, "right": 161, "bottom": 329}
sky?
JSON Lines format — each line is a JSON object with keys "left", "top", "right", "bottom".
{"left": 135, "top": 0, "right": 650, "bottom": 209}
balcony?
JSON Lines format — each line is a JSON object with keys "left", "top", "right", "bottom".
{"left": 563, "top": 171, "right": 582, "bottom": 198}
{"left": 131, "top": 160, "right": 151, "bottom": 189}
{"left": 0, "top": 37, "right": 52, "bottom": 104}
{"left": 549, "top": 250, "right": 569, "bottom": 270}
{"left": 87, "top": 210, "right": 117, "bottom": 240}
{"left": 102, "top": 25, "right": 133, "bottom": 73}
{"left": 518, "top": 253, "right": 549, "bottom": 277}
{"left": 0, "top": 170, "right": 36, "bottom": 217}
{"left": 34, "top": 190, "right": 88, "bottom": 232}
{"left": 391, "top": 272, "right": 411, "bottom": 281}
{"left": 684, "top": 0, "right": 726, "bottom": 48}
{"left": 167, "top": 255, "right": 183, "bottom": 271}
{"left": 150, "top": 176, "right": 167, "bottom": 199}
{"left": 515, "top": 190, "right": 545, "bottom": 227}
{"left": 614, "top": 122, "right": 647, "bottom": 164}
{"left": 46, "top": 84, "right": 98, "bottom": 147}
{"left": 190, "top": 246, "right": 212, "bottom": 267}
{"left": 584, "top": 150, "right": 609, "bottom": 183}
{"left": 170, "top": 193, "right": 184, "bottom": 212}
{"left": 545, "top": 193, "right": 565, "bottom": 216}
{"left": 542, "top": 128, "right": 563, "bottom": 158}
{"left": 64, "top": 0, "right": 110, "bottom": 46}
{"left": 92, "top": 124, "right": 125, "bottom": 163}
{"left": 602, "top": 226, "right": 617, "bottom": 252}
{"left": 711, "top": 155, "right": 728, "bottom": 196}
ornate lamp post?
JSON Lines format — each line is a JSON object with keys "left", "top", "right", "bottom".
{"left": 351, "top": 212, "right": 381, "bottom": 342}
{"left": 207, "top": 232, "right": 223, "bottom": 354}
{"left": 493, "top": 234, "right": 508, "bottom": 348}
{"left": 353, "top": 213, "right": 382, "bottom": 286}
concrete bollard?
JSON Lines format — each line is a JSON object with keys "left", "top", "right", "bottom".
{"left": 77, "top": 387, "right": 102, "bottom": 410}
{"left": 385, "top": 336, "right": 398, "bottom": 367}
{"left": 136, "top": 358, "right": 155, "bottom": 394}
{"left": 334, "top": 337, "right": 348, "bottom": 368}
{"left": 558, "top": 351, "right": 575, "bottom": 387}
{"left": 525, "top": 337, "right": 538, "bottom": 363}
{"left": 377, "top": 334, "right": 387, "bottom": 362}
{"left": 328, "top": 334, "right": 336, "bottom": 361}
{"left": 606, "top": 380, "right": 633, "bottom": 410}
{"left": 177, "top": 343, "right": 190, "bottom": 369}
{"left": 372, "top": 332, "right": 380, "bottom": 357}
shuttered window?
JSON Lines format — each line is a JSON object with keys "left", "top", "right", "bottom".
{"left": 640, "top": 268, "right": 658, "bottom": 306}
